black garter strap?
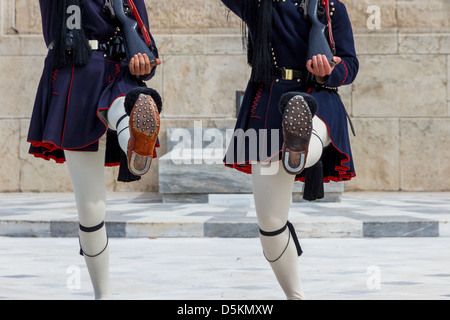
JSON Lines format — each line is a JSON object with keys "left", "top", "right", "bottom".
{"left": 286, "top": 221, "right": 303, "bottom": 257}
{"left": 259, "top": 224, "right": 288, "bottom": 237}
{"left": 116, "top": 114, "right": 129, "bottom": 137}
{"left": 312, "top": 130, "right": 324, "bottom": 148}
{"left": 116, "top": 114, "right": 128, "bottom": 129}
{"left": 79, "top": 221, "right": 105, "bottom": 233}
{"left": 78, "top": 222, "right": 108, "bottom": 257}
{"left": 260, "top": 221, "right": 303, "bottom": 262}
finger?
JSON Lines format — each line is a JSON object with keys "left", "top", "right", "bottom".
{"left": 155, "top": 58, "right": 162, "bottom": 66}
{"left": 133, "top": 54, "right": 140, "bottom": 74}
{"left": 306, "top": 59, "right": 313, "bottom": 73}
{"left": 311, "top": 55, "right": 318, "bottom": 71}
{"left": 333, "top": 56, "right": 342, "bottom": 66}
{"left": 320, "top": 55, "right": 333, "bottom": 76}
{"left": 321, "top": 55, "right": 333, "bottom": 75}
{"left": 139, "top": 53, "right": 147, "bottom": 72}
{"left": 316, "top": 55, "right": 326, "bottom": 76}
{"left": 129, "top": 57, "right": 136, "bottom": 75}
{"left": 142, "top": 54, "right": 151, "bottom": 75}
{"left": 136, "top": 53, "right": 146, "bottom": 75}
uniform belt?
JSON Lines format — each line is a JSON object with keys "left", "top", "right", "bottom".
{"left": 47, "top": 40, "right": 109, "bottom": 51}
{"left": 88, "top": 40, "right": 109, "bottom": 51}
{"left": 273, "top": 67, "right": 306, "bottom": 81}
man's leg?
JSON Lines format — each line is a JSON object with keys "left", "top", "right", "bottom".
{"left": 252, "top": 162, "right": 305, "bottom": 300}
{"left": 65, "top": 136, "right": 111, "bottom": 300}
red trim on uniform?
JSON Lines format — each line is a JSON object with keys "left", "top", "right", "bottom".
{"left": 260, "top": 81, "right": 275, "bottom": 159}
{"left": 28, "top": 140, "right": 60, "bottom": 153}
{"left": 224, "top": 162, "right": 253, "bottom": 175}
{"left": 29, "top": 151, "right": 66, "bottom": 164}
{"left": 339, "top": 60, "right": 349, "bottom": 87}
{"left": 29, "top": 138, "right": 103, "bottom": 153}
{"left": 250, "top": 84, "right": 263, "bottom": 119}
{"left": 126, "top": 0, "right": 152, "bottom": 47}
{"left": 52, "top": 68, "right": 59, "bottom": 95}
{"left": 28, "top": 139, "right": 122, "bottom": 166}
{"left": 225, "top": 152, "right": 354, "bottom": 183}
{"left": 109, "top": 62, "right": 121, "bottom": 83}
{"left": 105, "top": 162, "right": 121, "bottom": 167}
{"left": 61, "top": 65, "right": 75, "bottom": 147}
{"left": 263, "top": 81, "right": 275, "bottom": 131}
{"left": 315, "top": 114, "right": 355, "bottom": 182}
{"left": 52, "top": 69, "right": 58, "bottom": 89}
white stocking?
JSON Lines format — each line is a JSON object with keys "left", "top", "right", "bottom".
{"left": 106, "top": 96, "right": 129, "bottom": 154}
{"left": 65, "top": 136, "right": 111, "bottom": 300}
{"left": 252, "top": 162, "right": 305, "bottom": 300}
{"left": 305, "top": 116, "right": 331, "bottom": 168}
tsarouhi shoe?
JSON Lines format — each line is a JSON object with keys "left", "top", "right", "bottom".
{"left": 278, "top": 92, "right": 318, "bottom": 175}
{"left": 124, "top": 87, "right": 162, "bottom": 176}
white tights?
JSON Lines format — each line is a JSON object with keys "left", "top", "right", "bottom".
{"left": 251, "top": 116, "right": 330, "bottom": 300}
{"left": 106, "top": 96, "right": 129, "bottom": 153}
{"left": 65, "top": 137, "right": 110, "bottom": 300}
{"left": 64, "top": 97, "right": 129, "bottom": 299}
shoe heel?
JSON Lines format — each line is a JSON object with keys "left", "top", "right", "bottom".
{"left": 129, "top": 153, "right": 152, "bottom": 176}
{"left": 283, "top": 148, "right": 307, "bottom": 175}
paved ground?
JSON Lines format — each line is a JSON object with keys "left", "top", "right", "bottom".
{"left": 0, "top": 237, "right": 449, "bottom": 300}
{"left": 0, "top": 191, "right": 449, "bottom": 300}
{"left": 1, "top": 192, "right": 450, "bottom": 238}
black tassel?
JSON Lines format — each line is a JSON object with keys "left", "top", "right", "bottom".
{"left": 52, "top": 0, "right": 91, "bottom": 69}
{"left": 246, "top": 0, "right": 273, "bottom": 83}
{"left": 303, "top": 161, "right": 324, "bottom": 201}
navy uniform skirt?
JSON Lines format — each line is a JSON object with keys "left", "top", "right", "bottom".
{"left": 224, "top": 78, "right": 355, "bottom": 183}
{"left": 27, "top": 50, "right": 158, "bottom": 174}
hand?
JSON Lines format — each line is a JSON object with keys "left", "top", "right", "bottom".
{"left": 129, "top": 53, "right": 161, "bottom": 77}
{"left": 306, "top": 55, "right": 341, "bottom": 78}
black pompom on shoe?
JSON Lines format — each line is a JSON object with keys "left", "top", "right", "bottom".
{"left": 279, "top": 92, "right": 318, "bottom": 117}
{"left": 124, "top": 87, "right": 162, "bottom": 116}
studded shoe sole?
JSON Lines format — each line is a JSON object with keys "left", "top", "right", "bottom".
{"left": 281, "top": 95, "right": 313, "bottom": 175}
{"left": 128, "top": 93, "right": 160, "bottom": 176}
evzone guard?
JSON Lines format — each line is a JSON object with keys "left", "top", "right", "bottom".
{"left": 27, "top": 0, "right": 161, "bottom": 299}
{"left": 27, "top": 0, "right": 358, "bottom": 300}
{"left": 222, "top": 0, "right": 359, "bottom": 299}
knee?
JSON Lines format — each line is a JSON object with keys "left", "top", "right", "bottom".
{"left": 259, "top": 221, "right": 303, "bottom": 261}
{"left": 305, "top": 134, "right": 323, "bottom": 168}
{"left": 77, "top": 200, "right": 106, "bottom": 227}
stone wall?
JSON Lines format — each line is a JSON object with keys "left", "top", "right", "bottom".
{"left": 0, "top": 0, "right": 449, "bottom": 193}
